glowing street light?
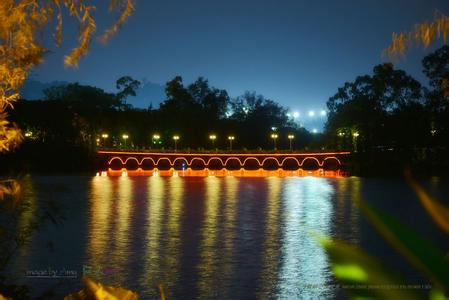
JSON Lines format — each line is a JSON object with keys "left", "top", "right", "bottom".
{"left": 312, "top": 129, "right": 318, "bottom": 134}
{"left": 24, "top": 131, "right": 32, "bottom": 138}
{"left": 101, "top": 133, "right": 108, "bottom": 147}
{"left": 173, "top": 135, "right": 180, "bottom": 152}
{"left": 308, "top": 110, "right": 315, "bottom": 117}
{"left": 152, "top": 134, "right": 160, "bottom": 148}
{"left": 353, "top": 132, "right": 360, "bottom": 152}
{"left": 320, "top": 110, "right": 326, "bottom": 117}
{"left": 122, "top": 134, "right": 129, "bottom": 148}
{"left": 228, "top": 135, "right": 235, "bottom": 151}
{"left": 287, "top": 134, "right": 295, "bottom": 151}
{"left": 271, "top": 133, "right": 278, "bottom": 150}
{"left": 209, "top": 134, "right": 217, "bottom": 149}
{"left": 293, "top": 111, "right": 300, "bottom": 119}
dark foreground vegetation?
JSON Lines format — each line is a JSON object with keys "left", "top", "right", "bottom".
{"left": 2, "top": 47, "right": 449, "bottom": 176}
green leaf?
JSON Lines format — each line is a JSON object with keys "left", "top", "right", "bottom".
{"left": 359, "top": 201, "right": 449, "bottom": 292}
{"left": 317, "top": 235, "right": 425, "bottom": 300}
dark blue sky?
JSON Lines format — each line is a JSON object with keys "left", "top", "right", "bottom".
{"left": 33, "top": 0, "right": 449, "bottom": 114}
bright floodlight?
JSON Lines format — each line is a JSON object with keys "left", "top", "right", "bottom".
{"left": 173, "top": 135, "right": 180, "bottom": 140}
{"left": 293, "top": 111, "right": 300, "bottom": 118}
{"left": 209, "top": 134, "right": 217, "bottom": 140}
{"left": 308, "top": 111, "right": 315, "bottom": 117}
{"left": 288, "top": 134, "right": 294, "bottom": 139}
{"left": 153, "top": 134, "right": 160, "bottom": 140}
{"left": 271, "top": 133, "right": 278, "bottom": 139}
{"left": 228, "top": 136, "right": 235, "bottom": 140}
{"left": 353, "top": 132, "right": 360, "bottom": 137}
{"left": 101, "top": 133, "right": 109, "bottom": 138}
{"left": 122, "top": 134, "right": 129, "bottom": 139}
{"left": 320, "top": 110, "right": 326, "bottom": 116}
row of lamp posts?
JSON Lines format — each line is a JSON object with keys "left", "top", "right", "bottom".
{"left": 99, "top": 133, "right": 297, "bottom": 151}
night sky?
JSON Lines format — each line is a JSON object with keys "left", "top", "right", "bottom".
{"left": 32, "top": 0, "right": 449, "bottom": 116}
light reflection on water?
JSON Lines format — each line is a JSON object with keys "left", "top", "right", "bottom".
{"left": 86, "top": 176, "right": 358, "bottom": 298}
{"left": 9, "top": 176, "right": 369, "bottom": 299}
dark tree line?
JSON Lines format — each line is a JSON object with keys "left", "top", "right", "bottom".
{"left": 325, "top": 46, "right": 449, "bottom": 152}
{"left": 5, "top": 46, "right": 449, "bottom": 174}
{"left": 10, "top": 76, "right": 313, "bottom": 152}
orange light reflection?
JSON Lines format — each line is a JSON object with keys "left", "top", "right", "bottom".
{"left": 104, "top": 168, "right": 347, "bottom": 178}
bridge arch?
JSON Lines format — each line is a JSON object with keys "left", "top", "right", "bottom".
{"left": 190, "top": 157, "right": 207, "bottom": 170}
{"left": 156, "top": 157, "right": 172, "bottom": 170}
{"left": 225, "top": 157, "right": 241, "bottom": 170}
{"left": 173, "top": 157, "right": 189, "bottom": 170}
{"left": 124, "top": 157, "right": 139, "bottom": 170}
{"left": 242, "top": 157, "right": 261, "bottom": 170}
{"left": 301, "top": 157, "right": 321, "bottom": 170}
{"left": 141, "top": 157, "right": 156, "bottom": 170}
{"left": 322, "top": 157, "right": 341, "bottom": 170}
{"left": 281, "top": 157, "right": 301, "bottom": 170}
{"left": 262, "top": 157, "right": 280, "bottom": 170}
{"left": 207, "top": 157, "right": 225, "bottom": 170}
{"left": 109, "top": 157, "right": 124, "bottom": 170}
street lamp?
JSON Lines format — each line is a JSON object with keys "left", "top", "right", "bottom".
{"left": 122, "top": 134, "right": 129, "bottom": 148}
{"left": 228, "top": 135, "right": 235, "bottom": 151}
{"left": 287, "top": 134, "right": 294, "bottom": 151}
{"left": 173, "top": 135, "right": 180, "bottom": 152}
{"left": 152, "top": 134, "right": 160, "bottom": 148}
{"left": 271, "top": 133, "right": 278, "bottom": 150}
{"left": 101, "top": 133, "right": 108, "bottom": 147}
{"left": 209, "top": 134, "right": 217, "bottom": 150}
{"left": 353, "top": 132, "right": 359, "bottom": 152}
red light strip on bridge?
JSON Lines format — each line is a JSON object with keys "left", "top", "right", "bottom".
{"left": 98, "top": 150, "right": 351, "bottom": 156}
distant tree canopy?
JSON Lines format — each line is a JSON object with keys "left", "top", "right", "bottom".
{"left": 116, "top": 76, "right": 141, "bottom": 103}
{"left": 325, "top": 48, "right": 449, "bottom": 152}
{"left": 12, "top": 76, "right": 314, "bottom": 151}
{"left": 44, "top": 83, "right": 122, "bottom": 110}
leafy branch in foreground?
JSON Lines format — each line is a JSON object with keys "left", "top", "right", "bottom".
{"left": 0, "top": 0, "right": 134, "bottom": 152}
{"left": 320, "top": 177, "right": 449, "bottom": 299}
{"left": 385, "top": 11, "right": 449, "bottom": 60}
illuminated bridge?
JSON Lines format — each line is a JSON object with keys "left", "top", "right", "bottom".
{"left": 97, "top": 150, "right": 352, "bottom": 177}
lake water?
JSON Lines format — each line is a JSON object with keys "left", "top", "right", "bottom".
{"left": 4, "top": 175, "right": 449, "bottom": 299}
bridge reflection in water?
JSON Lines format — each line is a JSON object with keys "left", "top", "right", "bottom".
{"left": 97, "top": 150, "right": 351, "bottom": 177}
{"left": 85, "top": 175, "right": 359, "bottom": 298}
